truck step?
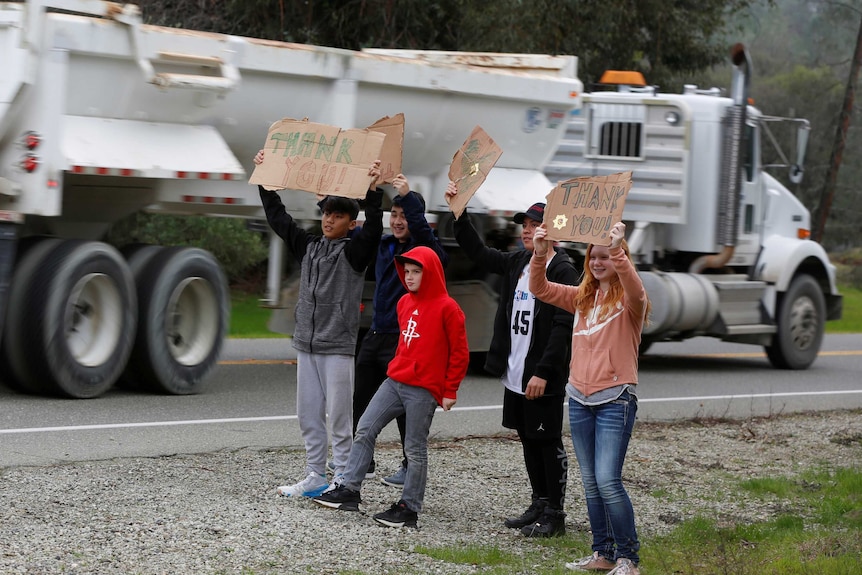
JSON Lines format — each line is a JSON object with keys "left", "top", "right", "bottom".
{"left": 723, "top": 323, "right": 776, "bottom": 335}
{"left": 712, "top": 279, "right": 768, "bottom": 327}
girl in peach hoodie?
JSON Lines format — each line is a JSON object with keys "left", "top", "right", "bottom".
{"left": 530, "top": 222, "right": 650, "bottom": 575}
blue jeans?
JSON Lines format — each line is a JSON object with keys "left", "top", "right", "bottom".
{"left": 342, "top": 378, "right": 438, "bottom": 512}
{"left": 568, "top": 391, "right": 640, "bottom": 564}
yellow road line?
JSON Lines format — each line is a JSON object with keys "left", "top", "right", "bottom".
{"left": 219, "top": 359, "right": 297, "bottom": 365}
{"left": 673, "top": 350, "right": 862, "bottom": 359}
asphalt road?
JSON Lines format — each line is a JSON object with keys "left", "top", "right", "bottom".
{"left": 1, "top": 334, "right": 860, "bottom": 468}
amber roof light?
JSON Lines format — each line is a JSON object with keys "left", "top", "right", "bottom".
{"left": 598, "top": 70, "right": 647, "bottom": 87}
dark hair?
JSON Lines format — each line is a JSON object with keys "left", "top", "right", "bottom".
{"left": 392, "top": 191, "right": 426, "bottom": 212}
{"left": 320, "top": 196, "right": 360, "bottom": 220}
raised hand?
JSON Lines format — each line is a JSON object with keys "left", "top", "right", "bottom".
{"left": 532, "top": 224, "right": 549, "bottom": 256}
{"left": 392, "top": 173, "right": 410, "bottom": 196}
{"left": 368, "top": 160, "right": 382, "bottom": 189}
{"left": 609, "top": 222, "right": 626, "bottom": 250}
{"left": 444, "top": 181, "right": 458, "bottom": 203}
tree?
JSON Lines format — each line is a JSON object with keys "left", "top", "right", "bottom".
{"left": 716, "top": 0, "right": 862, "bottom": 249}
{"left": 813, "top": 6, "right": 862, "bottom": 243}
{"left": 135, "top": 0, "right": 763, "bottom": 86}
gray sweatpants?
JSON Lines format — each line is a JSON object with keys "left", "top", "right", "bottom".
{"left": 296, "top": 351, "right": 354, "bottom": 476}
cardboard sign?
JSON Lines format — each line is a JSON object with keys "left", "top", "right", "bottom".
{"left": 543, "top": 171, "right": 632, "bottom": 245}
{"left": 446, "top": 125, "right": 503, "bottom": 219}
{"left": 366, "top": 113, "right": 404, "bottom": 184}
{"left": 249, "top": 118, "right": 385, "bottom": 199}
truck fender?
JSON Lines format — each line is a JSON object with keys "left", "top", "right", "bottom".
{"left": 755, "top": 234, "right": 839, "bottom": 317}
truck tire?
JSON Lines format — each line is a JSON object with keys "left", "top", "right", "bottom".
{"left": 6, "top": 240, "right": 136, "bottom": 398}
{"left": 764, "top": 274, "right": 825, "bottom": 370}
{"left": 638, "top": 338, "right": 653, "bottom": 356}
{"left": 115, "top": 244, "right": 164, "bottom": 390}
{"left": 0, "top": 238, "right": 63, "bottom": 394}
{"left": 122, "top": 243, "right": 164, "bottom": 277}
{"left": 126, "top": 247, "right": 229, "bottom": 394}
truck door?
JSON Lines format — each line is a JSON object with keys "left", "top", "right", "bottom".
{"left": 737, "top": 121, "right": 762, "bottom": 261}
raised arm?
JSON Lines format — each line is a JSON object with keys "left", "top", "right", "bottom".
{"left": 609, "top": 222, "right": 648, "bottom": 321}
{"left": 254, "top": 150, "right": 310, "bottom": 260}
{"left": 447, "top": 181, "right": 509, "bottom": 274}
{"left": 345, "top": 161, "right": 384, "bottom": 272}
{"left": 529, "top": 224, "right": 578, "bottom": 313}
{"left": 395, "top": 175, "right": 449, "bottom": 267}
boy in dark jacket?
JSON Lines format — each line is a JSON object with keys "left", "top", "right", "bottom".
{"left": 312, "top": 245, "right": 469, "bottom": 528}
{"left": 254, "top": 149, "right": 383, "bottom": 498}
{"left": 446, "top": 182, "right": 578, "bottom": 537}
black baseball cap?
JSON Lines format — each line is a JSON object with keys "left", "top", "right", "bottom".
{"left": 513, "top": 202, "right": 545, "bottom": 224}
{"left": 395, "top": 254, "right": 423, "bottom": 268}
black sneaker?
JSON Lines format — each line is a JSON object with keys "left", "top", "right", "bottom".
{"left": 520, "top": 507, "right": 566, "bottom": 538}
{"left": 372, "top": 500, "right": 418, "bottom": 528}
{"left": 312, "top": 485, "right": 362, "bottom": 511}
{"left": 504, "top": 498, "right": 547, "bottom": 529}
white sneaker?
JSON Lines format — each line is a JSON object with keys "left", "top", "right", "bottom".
{"left": 323, "top": 473, "right": 345, "bottom": 494}
{"left": 565, "top": 551, "right": 616, "bottom": 571}
{"left": 276, "top": 472, "right": 328, "bottom": 497}
{"left": 607, "top": 558, "right": 640, "bottom": 575}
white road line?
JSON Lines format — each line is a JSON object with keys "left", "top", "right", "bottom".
{"left": 2, "top": 390, "right": 860, "bottom": 435}
{"left": 637, "top": 389, "right": 862, "bottom": 403}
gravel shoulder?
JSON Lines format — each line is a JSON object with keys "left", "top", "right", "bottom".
{"left": 2, "top": 409, "right": 860, "bottom": 574}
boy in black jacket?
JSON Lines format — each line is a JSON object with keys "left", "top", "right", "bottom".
{"left": 446, "top": 182, "right": 577, "bottom": 537}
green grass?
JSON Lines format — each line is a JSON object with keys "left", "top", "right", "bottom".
{"left": 405, "top": 467, "right": 862, "bottom": 575}
{"left": 828, "top": 284, "right": 862, "bottom": 333}
{"left": 228, "top": 290, "right": 288, "bottom": 339}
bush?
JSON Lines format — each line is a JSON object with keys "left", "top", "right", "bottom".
{"left": 831, "top": 248, "right": 862, "bottom": 290}
{"left": 105, "top": 212, "right": 268, "bottom": 284}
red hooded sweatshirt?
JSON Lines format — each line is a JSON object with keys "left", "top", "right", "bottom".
{"left": 387, "top": 245, "right": 469, "bottom": 406}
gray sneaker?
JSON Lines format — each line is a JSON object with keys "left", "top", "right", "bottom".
{"left": 380, "top": 465, "right": 407, "bottom": 487}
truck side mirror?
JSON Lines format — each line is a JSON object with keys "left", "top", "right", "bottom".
{"left": 790, "top": 121, "right": 810, "bottom": 184}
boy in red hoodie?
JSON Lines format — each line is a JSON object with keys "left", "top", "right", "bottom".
{"left": 313, "top": 245, "right": 469, "bottom": 528}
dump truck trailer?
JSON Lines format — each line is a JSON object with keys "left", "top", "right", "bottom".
{"left": 0, "top": 0, "right": 582, "bottom": 397}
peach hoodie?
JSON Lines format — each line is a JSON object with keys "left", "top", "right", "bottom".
{"left": 529, "top": 246, "right": 648, "bottom": 397}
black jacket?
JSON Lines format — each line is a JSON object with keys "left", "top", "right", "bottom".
{"left": 454, "top": 211, "right": 577, "bottom": 396}
{"left": 371, "top": 191, "right": 448, "bottom": 333}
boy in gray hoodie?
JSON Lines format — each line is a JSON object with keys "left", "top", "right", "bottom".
{"left": 254, "top": 150, "right": 383, "bottom": 497}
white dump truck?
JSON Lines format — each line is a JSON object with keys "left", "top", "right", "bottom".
{"left": 0, "top": 0, "right": 582, "bottom": 397}
{"left": 545, "top": 45, "right": 843, "bottom": 369}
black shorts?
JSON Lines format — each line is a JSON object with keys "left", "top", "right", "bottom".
{"left": 502, "top": 387, "right": 565, "bottom": 440}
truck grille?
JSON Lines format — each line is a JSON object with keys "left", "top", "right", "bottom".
{"left": 599, "top": 121, "right": 642, "bottom": 157}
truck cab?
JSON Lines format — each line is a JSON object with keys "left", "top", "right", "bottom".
{"left": 545, "top": 48, "right": 842, "bottom": 369}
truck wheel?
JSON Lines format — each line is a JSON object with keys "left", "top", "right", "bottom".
{"left": 7, "top": 240, "right": 136, "bottom": 398}
{"left": 638, "top": 338, "right": 653, "bottom": 356}
{"left": 764, "top": 274, "right": 825, "bottom": 370}
{"left": 122, "top": 243, "right": 164, "bottom": 277}
{"left": 116, "top": 244, "right": 164, "bottom": 390}
{"left": 127, "top": 247, "right": 228, "bottom": 394}
{"left": 0, "top": 238, "right": 63, "bottom": 394}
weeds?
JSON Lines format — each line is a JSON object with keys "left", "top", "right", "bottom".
{"left": 411, "top": 467, "right": 862, "bottom": 575}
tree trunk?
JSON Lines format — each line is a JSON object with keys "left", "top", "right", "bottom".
{"left": 813, "top": 14, "right": 862, "bottom": 244}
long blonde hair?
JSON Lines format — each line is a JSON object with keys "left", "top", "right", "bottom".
{"left": 574, "top": 239, "right": 651, "bottom": 325}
